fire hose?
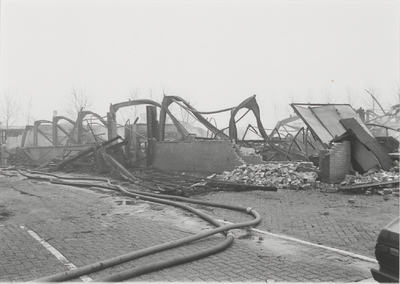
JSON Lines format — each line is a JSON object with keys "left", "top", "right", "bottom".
{"left": 11, "top": 169, "right": 261, "bottom": 282}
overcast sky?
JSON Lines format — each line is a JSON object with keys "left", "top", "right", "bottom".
{"left": 1, "top": 0, "right": 399, "bottom": 128}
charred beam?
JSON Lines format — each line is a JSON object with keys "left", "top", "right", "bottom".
{"left": 57, "top": 136, "right": 121, "bottom": 170}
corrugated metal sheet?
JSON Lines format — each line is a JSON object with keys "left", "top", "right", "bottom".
{"left": 341, "top": 118, "right": 393, "bottom": 171}
{"left": 311, "top": 105, "right": 347, "bottom": 138}
{"left": 350, "top": 138, "right": 380, "bottom": 172}
{"left": 291, "top": 105, "right": 333, "bottom": 144}
{"left": 291, "top": 104, "right": 376, "bottom": 146}
{"left": 334, "top": 105, "right": 373, "bottom": 136}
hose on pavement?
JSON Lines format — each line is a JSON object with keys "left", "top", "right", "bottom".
{"left": 14, "top": 169, "right": 261, "bottom": 282}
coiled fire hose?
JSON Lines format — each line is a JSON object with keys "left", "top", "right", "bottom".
{"left": 11, "top": 169, "right": 261, "bottom": 282}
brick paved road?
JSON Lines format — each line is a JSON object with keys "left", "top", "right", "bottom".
{"left": 1, "top": 174, "right": 392, "bottom": 282}
{"left": 195, "top": 188, "right": 399, "bottom": 258}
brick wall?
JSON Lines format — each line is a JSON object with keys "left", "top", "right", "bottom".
{"left": 319, "top": 141, "right": 351, "bottom": 183}
{"left": 152, "top": 140, "right": 245, "bottom": 174}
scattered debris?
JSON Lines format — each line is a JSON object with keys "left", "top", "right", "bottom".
{"left": 3, "top": 96, "right": 399, "bottom": 201}
{"left": 208, "top": 160, "right": 398, "bottom": 197}
{"left": 199, "top": 179, "right": 277, "bottom": 192}
{"left": 7, "top": 147, "right": 34, "bottom": 166}
{"left": 339, "top": 162, "right": 399, "bottom": 191}
{"left": 291, "top": 103, "right": 397, "bottom": 174}
{"left": 211, "top": 162, "right": 319, "bottom": 190}
{"left": 99, "top": 148, "right": 139, "bottom": 183}
{"left": 124, "top": 169, "right": 277, "bottom": 196}
{"left": 57, "top": 136, "right": 121, "bottom": 170}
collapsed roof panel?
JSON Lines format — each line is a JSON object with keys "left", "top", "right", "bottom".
{"left": 311, "top": 105, "right": 347, "bottom": 138}
{"left": 292, "top": 103, "right": 393, "bottom": 173}
{"left": 349, "top": 136, "right": 380, "bottom": 172}
{"left": 340, "top": 118, "right": 393, "bottom": 171}
{"left": 334, "top": 105, "right": 373, "bottom": 136}
{"left": 290, "top": 105, "right": 333, "bottom": 145}
{"left": 291, "top": 104, "right": 372, "bottom": 146}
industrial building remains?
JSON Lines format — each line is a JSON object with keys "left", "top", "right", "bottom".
{"left": 1, "top": 95, "right": 399, "bottom": 194}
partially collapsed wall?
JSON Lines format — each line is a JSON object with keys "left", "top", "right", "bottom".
{"left": 152, "top": 140, "right": 246, "bottom": 173}
{"left": 153, "top": 140, "right": 351, "bottom": 183}
{"left": 319, "top": 141, "right": 352, "bottom": 183}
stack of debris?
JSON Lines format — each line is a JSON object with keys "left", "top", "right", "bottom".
{"left": 212, "top": 162, "right": 319, "bottom": 190}
{"left": 339, "top": 160, "right": 399, "bottom": 192}
{"left": 54, "top": 136, "right": 139, "bottom": 183}
{"left": 7, "top": 147, "right": 34, "bottom": 166}
{"left": 342, "top": 168, "right": 399, "bottom": 186}
{"left": 212, "top": 160, "right": 399, "bottom": 193}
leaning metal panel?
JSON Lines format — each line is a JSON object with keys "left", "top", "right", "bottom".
{"left": 291, "top": 105, "right": 333, "bottom": 145}
{"left": 311, "top": 105, "right": 347, "bottom": 138}
{"left": 334, "top": 105, "right": 373, "bottom": 136}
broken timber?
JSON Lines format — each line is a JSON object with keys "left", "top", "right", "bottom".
{"left": 57, "top": 135, "right": 121, "bottom": 170}
{"left": 202, "top": 180, "right": 278, "bottom": 192}
{"left": 125, "top": 168, "right": 277, "bottom": 196}
{"left": 339, "top": 180, "right": 399, "bottom": 191}
{"left": 99, "top": 148, "right": 139, "bottom": 183}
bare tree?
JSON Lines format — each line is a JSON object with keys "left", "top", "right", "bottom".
{"left": 365, "top": 88, "right": 386, "bottom": 114}
{"left": 25, "top": 96, "right": 34, "bottom": 125}
{"left": 128, "top": 87, "right": 143, "bottom": 121}
{"left": 0, "top": 92, "right": 21, "bottom": 130}
{"left": 391, "top": 82, "right": 400, "bottom": 105}
{"left": 271, "top": 95, "right": 281, "bottom": 121}
{"left": 363, "top": 85, "right": 381, "bottom": 112}
{"left": 121, "top": 87, "right": 162, "bottom": 124}
{"left": 160, "top": 87, "right": 196, "bottom": 125}
{"left": 177, "top": 96, "right": 197, "bottom": 125}
{"left": 305, "top": 88, "right": 315, "bottom": 103}
{"left": 345, "top": 85, "right": 356, "bottom": 106}
{"left": 285, "top": 91, "right": 298, "bottom": 116}
{"left": 148, "top": 88, "right": 160, "bottom": 102}
{"left": 64, "top": 87, "right": 93, "bottom": 119}
{"left": 345, "top": 85, "right": 363, "bottom": 107}
{"left": 160, "top": 86, "right": 174, "bottom": 124}
{"left": 322, "top": 86, "right": 336, "bottom": 103}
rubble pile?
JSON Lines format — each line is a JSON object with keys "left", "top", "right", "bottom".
{"left": 211, "top": 162, "right": 319, "bottom": 190}
{"left": 8, "top": 147, "right": 34, "bottom": 165}
{"left": 211, "top": 160, "right": 399, "bottom": 193}
{"left": 341, "top": 165, "right": 399, "bottom": 186}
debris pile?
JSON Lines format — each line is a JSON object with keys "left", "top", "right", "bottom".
{"left": 7, "top": 147, "right": 34, "bottom": 166}
{"left": 211, "top": 162, "right": 319, "bottom": 190}
{"left": 339, "top": 160, "right": 399, "bottom": 194}
{"left": 341, "top": 166, "right": 399, "bottom": 186}
{"left": 211, "top": 160, "right": 399, "bottom": 194}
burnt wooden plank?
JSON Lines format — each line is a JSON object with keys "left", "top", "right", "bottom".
{"left": 99, "top": 148, "right": 139, "bottom": 183}
{"left": 57, "top": 135, "right": 121, "bottom": 170}
{"left": 339, "top": 180, "right": 399, "bottom": 190}
{"left": 204, "top": 180, "right": 277, "bottom": 191}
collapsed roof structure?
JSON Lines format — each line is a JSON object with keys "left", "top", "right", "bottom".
{"left": 289, "top": 103, "right": 394, "bottom": 173}
{"left": 5, "top": 94, "right": 398, "bottom": 182}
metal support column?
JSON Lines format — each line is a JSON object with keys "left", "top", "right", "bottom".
{"left": 107, "top": 112, "right": 118, "bottom": 141}
{"left": 146, "top": 106, "right": 158, "bottom": 167}
{"left": 52, "top": 117, "right": 58, "bottom": 146}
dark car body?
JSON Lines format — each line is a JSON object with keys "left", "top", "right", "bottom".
{"left": 371, "top": 217, "right": 399, "bottom": 283}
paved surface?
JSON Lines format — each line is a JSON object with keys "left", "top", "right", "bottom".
{"left": 195, "top": 188, "right": 398, "bottom": 258}
{"left": 0, "top": 172, "right": 398, "bottom": 282}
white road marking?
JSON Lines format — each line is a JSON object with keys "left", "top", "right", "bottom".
{"left": 216, "top": 219, "right": 378, "bottom": 263}
{"left": 20, "top": 225, "right": 93, "bottom": 281}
